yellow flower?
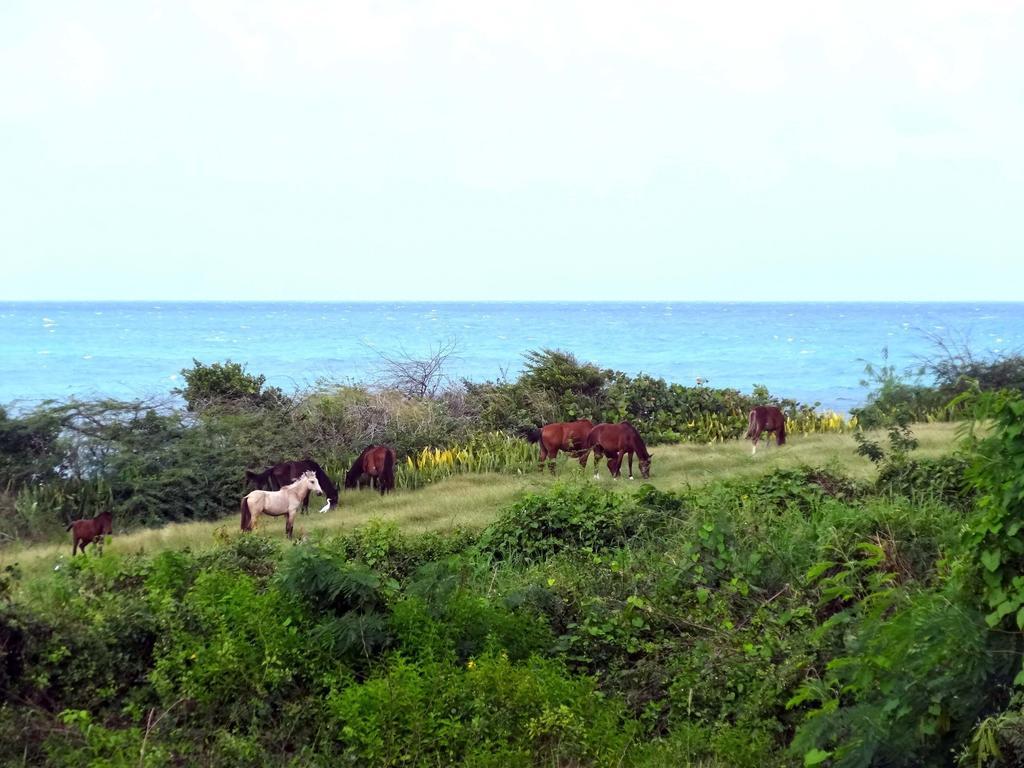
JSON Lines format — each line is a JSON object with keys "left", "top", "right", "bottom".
{"left": 466, "top": 659, "right": 476, "bottom": 670}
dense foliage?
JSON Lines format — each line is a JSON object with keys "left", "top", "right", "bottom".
{"left": 2, "top": 397, "right": 1023, "bottom": 767}
{"left": 4, "top": 346, "right": 1024, "bottom": 765}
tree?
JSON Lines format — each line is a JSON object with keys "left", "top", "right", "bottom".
{"left": 174, "top": 360, "right": 287, "bottom": 412}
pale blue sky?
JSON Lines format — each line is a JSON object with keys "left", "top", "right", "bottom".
{"left": 2, "top": 1, "right": 1022, "bottom": 301}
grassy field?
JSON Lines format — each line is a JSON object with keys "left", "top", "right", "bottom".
{"left": 0, "top": 423, "right": 962, "bottom": 579}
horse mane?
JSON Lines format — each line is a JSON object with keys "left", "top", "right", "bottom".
{"left": 302, "top": 458, "right": 338, "bottom": 503}
{"left": 345, "top": 446, "right": 373, "bottom": 487}
{"left": 525, "top": 427, "right": 542, "bottom": 444}
{"left": 621, "top": 421, "right": 651, "bottom": 459}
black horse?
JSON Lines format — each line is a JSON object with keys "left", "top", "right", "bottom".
{"left": 245, "top": 458, "right": 339, "bottom": 512}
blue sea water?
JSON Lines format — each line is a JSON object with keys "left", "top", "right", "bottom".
{"left": 1, "top": 302, "right": 1022, "bottom": 413}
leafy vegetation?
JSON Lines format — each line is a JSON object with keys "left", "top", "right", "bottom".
{"left": 0, "top": 402, "right": 1018, "bottom": 766}
{"left": 3, "top": 344, "right": 1024, "bottom": 765}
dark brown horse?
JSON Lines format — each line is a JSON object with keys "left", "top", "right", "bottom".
{"left": 245, "top": 459, "right": 339, "bottom": 513}
{"left": 345, "top": 445, "right": 396, "bottom": 495}
{"left": 525, "top": 420, "right": 594, "bottom": 473}
{"left": 67, "top": 511, "right": 113, "bottom": 556}
{"left": 745, "top": 405, "right": 787, "bottom": 454}
{"left": 586, "top": 421, "right": 652, "bottom": 479}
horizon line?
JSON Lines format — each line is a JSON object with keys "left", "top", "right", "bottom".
{"left": 2, "top": 298, "right": 1022, "bottom": 305}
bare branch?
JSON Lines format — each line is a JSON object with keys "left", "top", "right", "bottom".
{"left": 367, "top": 337, "right": 460, "bottom": 399}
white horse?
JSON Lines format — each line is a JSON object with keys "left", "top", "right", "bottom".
{"left": 240, "top": 470, "right": 323, "bottom": 539}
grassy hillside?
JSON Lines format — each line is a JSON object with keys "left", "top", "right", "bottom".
{"left": 0, "top": 424, "right": 960, "bottom": 579}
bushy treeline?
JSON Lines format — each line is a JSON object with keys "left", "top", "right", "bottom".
{"left": 0, "top": 351, "right": 838, "bottom": 541}
{"left": 850, "top": 343, "right": 1024, "bottom": 427}
{"left": 3, "top": 393, "right": 1023, "bottom": 766}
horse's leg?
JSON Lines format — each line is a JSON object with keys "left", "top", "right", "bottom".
{"left": 610, "top": 451, "right": 623, "bottom": 478}
{"left": 547, "top": 446, "right": 558, "bottom": 475}
{"left": 751, "top": 428, "right": 760, "bottom": 455}
{"left": 286, "top": 510, "right": 295, "bottom": 540}
{"left": 627, "top": 450, "right": 634, "bottom": 480}
{"left": 592, "top": 446, "right": 604, "bottom": 479}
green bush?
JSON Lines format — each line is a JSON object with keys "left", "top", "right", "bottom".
{"left": 480, "top": 482, "right": 676, "bottom": 564}
{"left": 327, "top": 651, "right": 639, "bottom": 767}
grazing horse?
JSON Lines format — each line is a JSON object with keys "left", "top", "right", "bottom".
{"left": 345, "top": 445, "right": 396, "bottom": 495}
{"left": 245, "top": 459, "right": 338, "bottom": 514}
{"left": 525, "top": 420, "right": 595, "bottom": 473}
{"left": 241, "top": 471, "right": 323, "bottom": 539}
{"left": 67, "top": 511, "right": 113, "bottom": 556}
{"left": 586, "top": 421, "right": 652, "bottom": 479}
{"left": 745, "top": 405, "right": 787, "bottom": 454}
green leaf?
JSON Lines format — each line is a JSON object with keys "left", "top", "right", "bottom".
{"left": 981, "top": 549, "right": 1002, "bottom": 572}
{"left": 804, "top": 749, "right": 832, "bottom": 766}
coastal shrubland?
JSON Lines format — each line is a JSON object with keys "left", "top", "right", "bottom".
{"left": 3, "top": 393, "right": 1024, "bottom": 765}
{"left": 0, "top": 349, "right": 862, "bottom": 541}
{"left": 3, "top": 346, "right": 1024, "bottom": 765}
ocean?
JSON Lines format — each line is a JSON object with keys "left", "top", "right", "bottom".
{"left": 1, "top": 302, "right": 1022, "bottom": 413}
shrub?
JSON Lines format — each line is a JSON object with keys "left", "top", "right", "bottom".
{"left": 480, "top": 483, "right": 675, "bottom": 564}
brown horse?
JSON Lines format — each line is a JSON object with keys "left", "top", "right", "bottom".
{"left": 241, "top": 471, "right": 323, "bottom": 539}
{"left": 745, "top": 405, "right": 787, "bottom": 454}
{"left": 345, "top": 445, "right": 396, "bottom": 495}
{"left": 586, "top": 421, "right": 652, "bottom": 479}
{"left": 245, "top": 459, "right": 338, "bottom": 513}
{"left": 525, "top": 420, "right": 594, "bottom": 473}
{"left": 67, "top": 511, "right": 113, "bottom": 556}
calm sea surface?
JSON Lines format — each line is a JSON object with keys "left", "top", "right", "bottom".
{"left": 1, "top": 302, "right": 1022, "bottom": 412}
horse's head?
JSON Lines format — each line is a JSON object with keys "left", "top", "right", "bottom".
{"left": 639, "top": 456, "right": 651, "bottom": 479}
{"left": 97, "top": 511, "right": 114, "bottom": 535}
{"left": 302, "top": 470, "right": 324, "bottom": 497}
{"left": 244, "top": 468, "right": 268, "bottom": 489}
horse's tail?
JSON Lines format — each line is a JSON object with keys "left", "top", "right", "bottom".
{"left": 777, "top": 416, "right": 787, "bottom": 446}
{"left": 524, "top": 427, "right": 542, "bottom": 444}
{"left": 65, "top": 521, "right": 74, "bottom": 531}
{"left": 744, "top": 409, "right": 757, "bottom": 439}
{"left": 381, "top": 449, "right": 395, "bottom": 495}
{"left": 241, "top": 496, "right": 252, "bottom": 531}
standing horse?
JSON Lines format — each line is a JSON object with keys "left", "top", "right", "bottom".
{"left": 586, "top": 421, "right": 652, "bottom": 479}
{"left": 241, "top": 471, "right": 323, "bottom": 539}
{"left": 245, "top": 458, "right": 338, "bottom": 513}
{"left": 67, "top": 511, "right": 113, "bottom": 556}
{"left": 745, "top": 405, "right": 787, "bottom": 455}
{"left": 345, "top": 445, "right": 396, "bottom": 495}
{"left": 525, "top": 420, "right": 594, "bottom": 473}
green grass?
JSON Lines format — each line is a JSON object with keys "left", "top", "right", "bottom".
{"left": 0, "top": 423, "right": 962, "bottom": 580}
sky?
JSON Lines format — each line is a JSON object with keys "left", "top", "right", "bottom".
{"left": 2, "top": 1, "right": 1022, "bottom": 302}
